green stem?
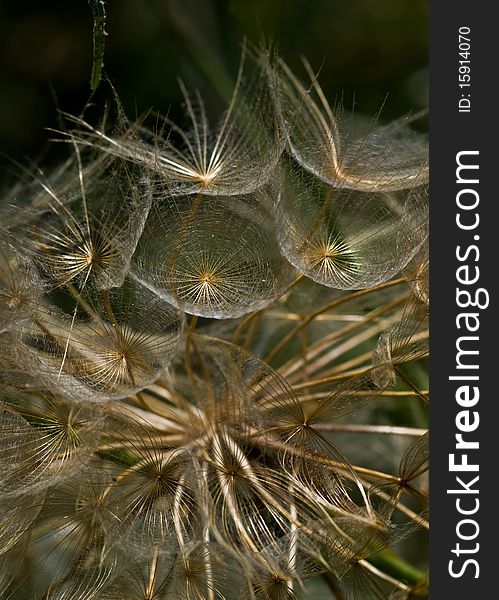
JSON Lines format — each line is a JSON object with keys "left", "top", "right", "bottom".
{"left": 369, "top": 549, "right": 427, "bottom": 588}
{"left": 88, "top": 0, "right": 107, "bottom": 91}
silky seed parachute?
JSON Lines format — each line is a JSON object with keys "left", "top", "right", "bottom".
{"left": 131, "top": 190, "right": 297, "bottom": 319}
{"left": 23, "top": 154, "right": 153, "bottom": 292}
{"left": 67, "top": 44, "right": 283, "bottom": 197}
{"left": 275, "top": 158, "right": 428, "bottom": 290}
{"left": 2, "top": 276, "right": 183, "bottom": 402}
{"left": 272, "top": 56, "right": 428, "bottom": 192}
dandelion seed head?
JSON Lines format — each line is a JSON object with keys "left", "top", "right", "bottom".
{"left": 1, "top": 43, "right": 429, "bottom": 599}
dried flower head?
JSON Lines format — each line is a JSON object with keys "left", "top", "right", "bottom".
{"left": 0, "top": 45, "right": 428, "bottom": 600}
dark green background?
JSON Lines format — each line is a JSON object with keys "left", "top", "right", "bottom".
{"left": 0, "top": 0, "right": 427, "bottom": 184}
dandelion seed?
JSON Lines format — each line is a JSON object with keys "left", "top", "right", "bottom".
{"left": 7, "top": 277, "right": 182, "bottom": 401}
{"left": 273, "top": 57, "right": 428, "bottom": 192}
{"left": 25, "top": 156, "right": 152, "bottom": 292}
{"left": 132, "top": 193, "right": 296, "bottom": 318}
{"left": 276, "top": 163, "right": 428, "bottom": 289}
{"left": 0, "top": 240, "right": 46, "bottom": 333}
{"left": 68, "top": 46, "right": 282, "bottom": 197}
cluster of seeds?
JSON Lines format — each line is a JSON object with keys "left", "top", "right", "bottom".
{"left": 0, "top": 47, "right": 428, "bottom": 599}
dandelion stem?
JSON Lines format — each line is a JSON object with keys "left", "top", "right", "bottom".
{"left": 394, "top": 366, "right": 429, "bottom": 403}
{"left": 322, "top": 573, "right": 346, "bottom": 600}
{"left": 358, "top": 558, "right": 411, "bottom": 592}
{"left": 146, "top": 547, "right": 159, "bottom": 599}
{"left": 231, "top": 307, "right": 264, "bottom": 345}
{"left": 368, "top": 548, "right": 426, "bottom": 587}
{"left": 297, "top": 390, "right": 429, "bottom": 400}
{"left": 265, "top": 278, "right": 407, "bottom": 364}
{"left": 67, "top": 283, "right": 98, "bottom": 319}
{"left": 291, "top": 367, "right": 371, "bottom": 392}
{"left": 283, "top": 297, "right": 408, "bottom": 379}
{"left": 242, "top": 307, "right": 263, "bottom": 349}
{"left": 312, "top": 424, "right": 427, "bottom": 436}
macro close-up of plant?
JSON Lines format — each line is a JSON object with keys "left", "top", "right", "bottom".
{"left": 0, "top": 2, "right": 429, "bottom": 599}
